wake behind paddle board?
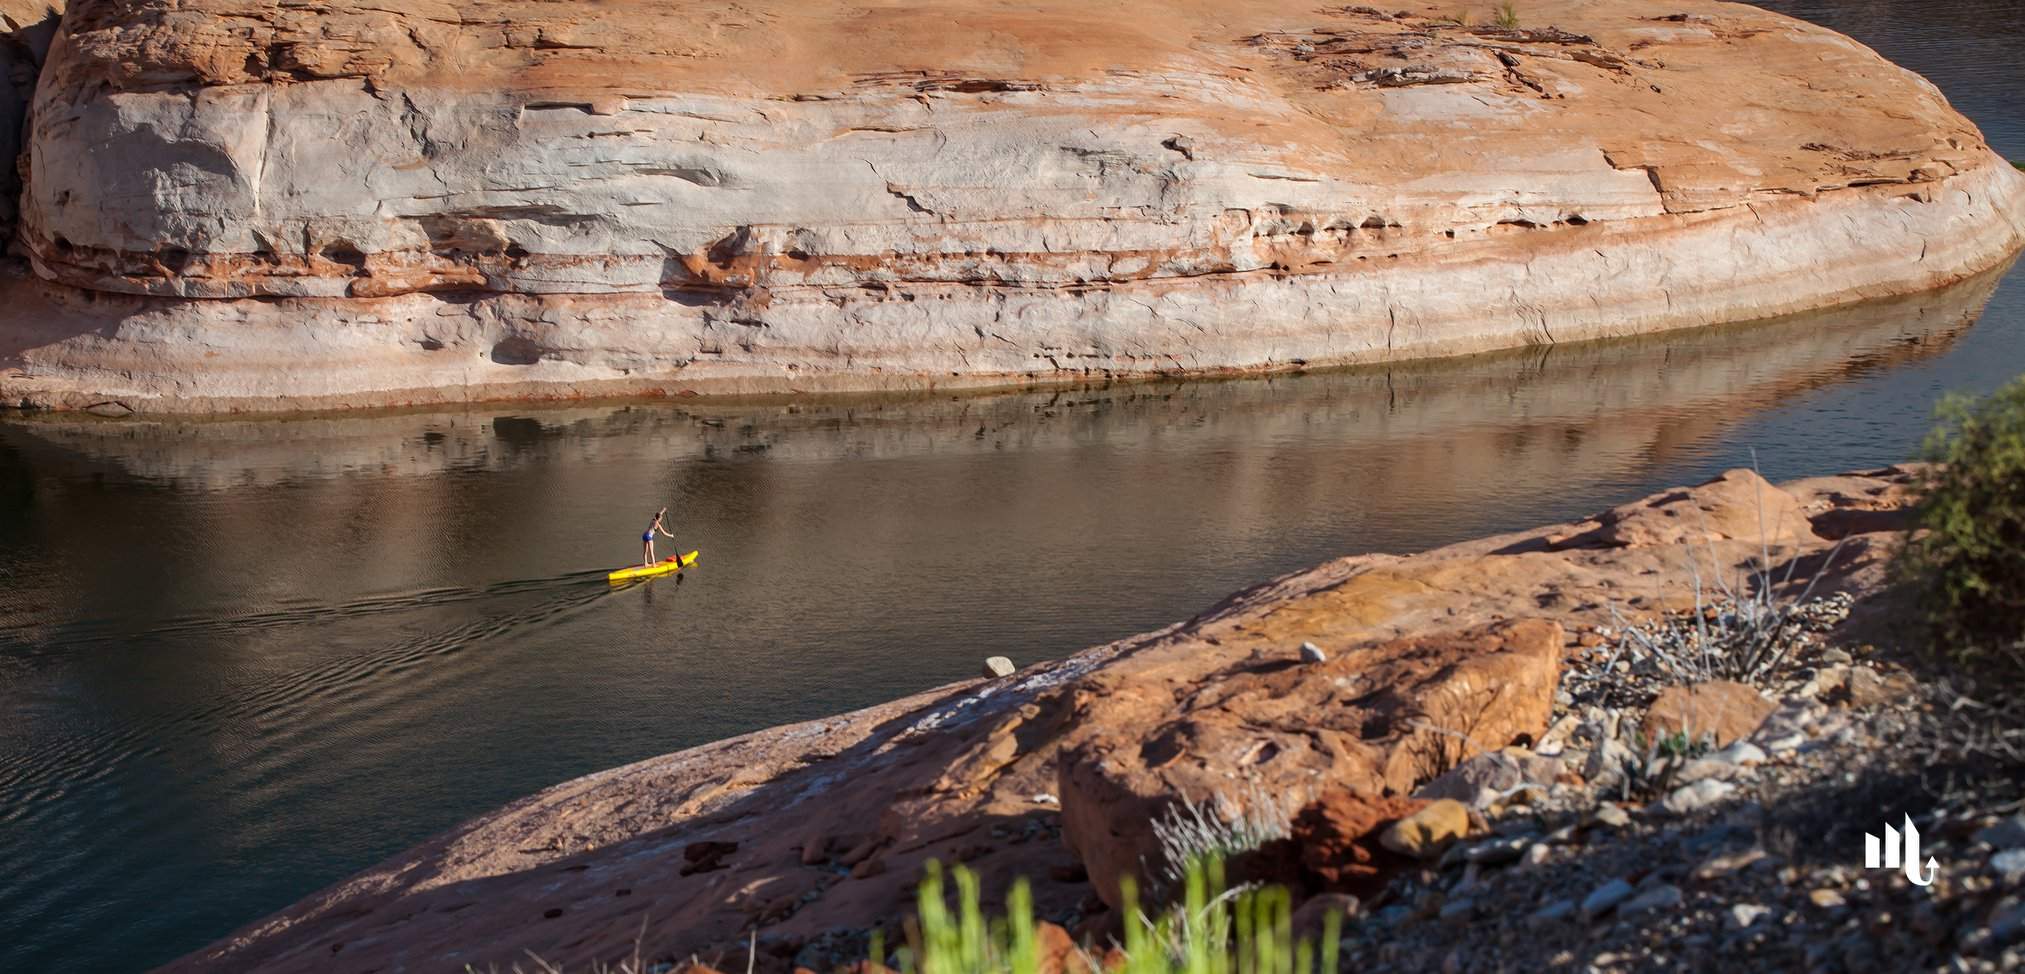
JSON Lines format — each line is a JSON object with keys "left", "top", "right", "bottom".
{"left": 608, "top": 550, "right": 699, "bottom": 582}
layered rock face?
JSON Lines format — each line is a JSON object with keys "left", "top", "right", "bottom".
{"left": 1, "top": 0, "right": 2020, "bottom": 411}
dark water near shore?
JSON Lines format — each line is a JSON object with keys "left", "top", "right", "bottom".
{"left": 2, "top": 3, "right": 2023, "bottom": 972}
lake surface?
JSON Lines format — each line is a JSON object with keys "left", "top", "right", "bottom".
{"left": 2, "top": 2, "right": 2022, "bottom": 971}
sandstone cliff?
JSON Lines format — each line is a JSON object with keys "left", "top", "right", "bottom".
{"left": 0, "top": 0, "right": 2020, "bottom": 412}
{"left": 159, "top": 464, "right": 1918, "bottom": 972}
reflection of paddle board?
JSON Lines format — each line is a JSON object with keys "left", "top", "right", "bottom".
{"left": 607, "top": 550, "right": 699, "bottom": 582}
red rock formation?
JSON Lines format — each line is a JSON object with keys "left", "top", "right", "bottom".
{"left": 1, "top": 0, "right": 2019, "bottom": 411}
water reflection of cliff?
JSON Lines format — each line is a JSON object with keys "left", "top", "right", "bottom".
{"left": 2, "top": 266, "right": 2002, "bottom": 496}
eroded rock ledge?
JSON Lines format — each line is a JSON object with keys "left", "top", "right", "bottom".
{"left": 0, "top": 0, "right": 2019, "bottom": 412}
{"left": 161, "top": 465, "right": 1921, "bottom": 972}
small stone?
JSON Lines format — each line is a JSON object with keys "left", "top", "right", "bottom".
{"left": 837, "top": 838, "right": 879, "bottom": 866}
{"left": 1381, "top": 799, "right": 1473, "bottom": 858}
{"left": 1808, "top": 888, "right": 1846, "bottom": 909}
{"left": 1527, "top": 899, "right": 1575, "bottom": 925}
{"left": 1536, "top": 714, "right": 1581, "bottom": 755}
{"left": 1977, "top": 814, "right": 2025, "bottom": 850}
{"left": 1682, "top": 822, "right": 1755, "bottom": 855}
{"left": 1619, "top": 883, "right": 1682, "bottom": 916}
{"left": 1750, "top": 700, "right": 1816, "bottom": 748}
{"left": 1299, "top": 642, "right": 1328, "bottom": 663}
{"left": 793, "top": 944, "right": 828, "bottom": 970}
{"left": 1439, "top": 898, "right": 1476, "bottom": 921}
{"left": 1758, "top": 731, "right": 1806, "bottom": 753}
{"left": 1521, "top": 843, "right": 1553, "bottom": 869}
{"left": 1726, "top": 903, "right": 1771, "bottom": 930}
{"left": 981, "top": 656, "right": 1016, "bottom": 678}
{"left": 1376, "top": 904, "right": 1414, "bottom": 927}
{"left": 1581, "top": 879, "right": 1635, "bottom": 921}
{"left": 1416, "top": 751, "right": 1563, "bottom": 807}
{"left": 1584, "top": 737, "right": 1637, "bottom": 792}
{"left": 1840, "top": 666, "right": 1918, "bottom": 707}
{"left": 1713, "top": 741, "right": 1767, "bottom": 766}
{"left": 1675, "top": 758, "right": 1738, "bottom": 783}
{"left": 1464, "top": 836, "right": 1530, "bottom": 865}
{"left": 800, "top": 835, "right": 830, "bottom": 865}
{"left": 1993, "top": 900, "right": 2025, "bottom": 942}
{"left": 1992, "top": 848, "right": 2025, "bottom": 881}
{"left": 1660, "top": 778, "right": 1736, "bottom": 816}
{"left": 1591, "top": 804, "right": 1632, "bottom": 829}
{"left": 1694, "top": 846, "right": 1768, "bottom": 881}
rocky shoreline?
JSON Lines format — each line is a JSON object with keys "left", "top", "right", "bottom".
{"left": 0, "top": 0, "right": 2021, "bottom": 412}
{"left": 158, "top": 463, "right": 2014, "bottom": 973}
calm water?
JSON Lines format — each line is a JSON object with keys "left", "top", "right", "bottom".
{"left": 3, "top": 3, "right": 2023, "bottom": 971}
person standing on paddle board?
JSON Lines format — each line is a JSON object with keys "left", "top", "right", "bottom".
{"left": 642, "top": 508, "right": 680, "bottom": 568}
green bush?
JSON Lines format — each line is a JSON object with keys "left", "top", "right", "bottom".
{"left": 892, "top": 859, "right": 1337, "bottom": 974}
{"left": 1902, "top": 375, "right": 2025, "bottom": 691}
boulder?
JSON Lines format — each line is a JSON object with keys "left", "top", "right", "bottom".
{"left": 1057, "top": 619, "right": 1561, "bottom": 910}
{"left": 981, "top": 656, "right": 1016, "bottom": 679}
{"left": 1641, "top": 680, "right": 1777, "bottom": 749}
{"left": 1378, "top": 800, "right": 1473, "bottom": 860}
{"left": 1823, "top": 665, "right": 1918, "bottom": 708}
{"left": 1658, "top": 778, "right": 1736, "bottom": 816}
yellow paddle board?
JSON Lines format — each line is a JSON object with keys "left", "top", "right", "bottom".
{"left": 608, "top": 550, "right": 699, "bottom": 582}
